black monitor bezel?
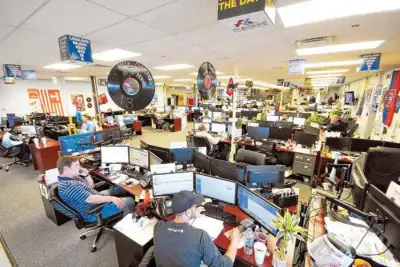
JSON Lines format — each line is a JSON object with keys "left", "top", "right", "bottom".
{"left": 194, "top": 172, "right": 237, "bottom": 205}
{"left": 210, "top": 159, "right": 246, "bottom": 183}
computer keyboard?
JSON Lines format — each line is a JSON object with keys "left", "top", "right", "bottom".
{"left": 123, "top": 169, "right": 143, "bottom": 180}
{"left": 203, "top": 203, "right": 237, "bottom": 226}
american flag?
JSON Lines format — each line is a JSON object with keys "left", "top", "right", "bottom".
{"left": 38, "top": 89, "right": 65, "bottom": 115}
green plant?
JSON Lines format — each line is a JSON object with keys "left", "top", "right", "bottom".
{"left": 330, "top": 102, "right": 343, "bottom": 117}
{"left": 272, "top": 211, "right": 307, "bottom": 262}
{"left": 237, "top": 117, "right": 243, "bottom": 128}
{"left": 306, "top": 112, "right": 325, "bottom": 125}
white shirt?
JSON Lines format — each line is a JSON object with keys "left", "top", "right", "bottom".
{"left": 194, "top": 131, "right": 220, "bottom": 145}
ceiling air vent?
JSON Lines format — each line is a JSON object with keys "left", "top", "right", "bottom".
{"left": 295, "top": 36, "right": 335, "bottom": 49}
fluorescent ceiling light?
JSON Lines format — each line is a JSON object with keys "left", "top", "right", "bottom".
{"left": 306, "top": 69, "right": 348, "bottom": 74}
{"left": 305, "top": 60, "right": 362, "bottom": 68}
{"left": 297, "top": 41, "right": 384, "bottom": 56}
{"left": 43, "top": 63, "right": 82, "bottom": 70}
{"left": 308, "top": 74, "right": 341, "bottom": 78}
{"left": 278, "top": 0, "right": 400, "bottom": 27}
{"left": 173, "top": 79, "right": 195, "bottom": 82}
{"left": 154, "top": 64, "right": 194, "bottom": 71}
{"left": 155, "top": 82, "right": 164, "bottom": 86}
{"left": 66, "top": 77, "right": 86, "bottom": 81}
{"left": 92, "top": 48, "right": 141, "bottom": 61}
{"left": 153, "top": 75, "right": 172, "bottom": 79}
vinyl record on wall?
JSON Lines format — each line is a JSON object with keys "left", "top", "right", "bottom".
{"left": 197, "top": 62, "right": 217, "bottom": 100}
{"left": 107, "top": 61, "right": 155, "bottom": 111}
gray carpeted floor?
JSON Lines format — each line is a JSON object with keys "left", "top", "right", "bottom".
{"left": 0, "top": 124, "right": 313, "bottom": 267}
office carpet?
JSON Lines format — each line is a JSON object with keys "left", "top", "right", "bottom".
{"left": 0, "top": 124, "right": 313, "bottom": 267}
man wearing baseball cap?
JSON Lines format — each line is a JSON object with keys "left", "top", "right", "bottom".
{"left": 153, "top": 190, "right": 242, "bottom": 267}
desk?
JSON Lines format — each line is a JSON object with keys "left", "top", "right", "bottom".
{"left": 137, "top": 115, "right": 152, "bottom": 126}
{"left": 164, "top": 117, "right": 182, "bottom": 132}
{"left": 29, "top": 138, "right": 60, "bottom": 173}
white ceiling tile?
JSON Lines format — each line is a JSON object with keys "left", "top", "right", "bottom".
{"left": 20, "top": 0, "right": 127, "bottom": 36}
{"left": 0, "top": 0, "right": 47, "bottom": 27}
{"left": 136, "top": 0, "right": 216, "bottom": 34}
{"left": 88, "top": 0, "right": 168, "bottom": 17}
{"left": 86, "top": 19, "right": 167, "bottom": 52}
{"left": 0, "top": 25, "right": 14, "bottom": 41}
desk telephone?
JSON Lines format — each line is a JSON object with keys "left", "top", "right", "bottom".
{"left": 139, "top": 172, "right": 152, "bottom": 188}
{"left": 156, "top": 198, "right": 174, "bottom": 218}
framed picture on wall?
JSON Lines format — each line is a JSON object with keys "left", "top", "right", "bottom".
{"left": 71, "top": 94, "right": 86, "bottom": 111}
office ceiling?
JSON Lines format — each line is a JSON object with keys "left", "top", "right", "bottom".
{"left": 1, "top": 0, "right": 400, "bottom": 87}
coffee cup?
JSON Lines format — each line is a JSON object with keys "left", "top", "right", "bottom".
{"left": 254, "top": 242, "right": 267, "bottom": 265}
{"left": 33, "top": 138, "right": 39, "bottom": 147}
{"left": 256, "top": 232, "right": 267, "bottom": 243}
{"left": 41, "top": 137, "right": 47, "bottom": 146}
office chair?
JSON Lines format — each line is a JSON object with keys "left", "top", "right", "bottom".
{"left": 193, "top": 136, "right": 216, "bottom": 157}
{"left": 138, "top": 246, "right": 156, "bottom": 267}
{"left": 345, "top": 124, "right": 358, "bottom": 137}
{"left": 151, "top": 115, "right": 164, "bottom": 133}
{"left": 48, "top": 184, "right": 123, "bottom": 253}
{"left": 235, "top": 149, "right": 266, "bottom": 165}
{"left": 0, "top": 144, "right": 26, "bottom": 171}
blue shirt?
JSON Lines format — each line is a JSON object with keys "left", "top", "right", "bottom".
{"left": 81, "top": 121, "right": 95, "bottom": 133}
{"left": 58, "top": 176, "right": 106, "bottom": 222}
{"left": 1, "top": 131, "right": 23, "bottom": 148}
{"left": 123, "top": 118, "right": 133, "bottom": 125}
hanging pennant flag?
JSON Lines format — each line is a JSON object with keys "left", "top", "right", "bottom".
{"left": 226, "top": 77, "right": 234, "bottom": 96}
{"left": 358, "top": 53, "right": 381, "bottom": 72}
{"left": 38, "top": 89, "right": 65, "bottom": 115}
{"left": 382, "top": 70, "right": 400, "bottom": 126}
{"left": 59, "top": 35, "right": 93, "bottom": 64}
{"left": 2, "top": 64, "right": 22, "bottom": 78}
{"left": 288, "top": 59, "right": 306, "bottom": 75}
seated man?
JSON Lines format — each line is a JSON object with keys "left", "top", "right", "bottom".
{"left": 281, "top": 114, "right": 289, "bottom": 121}
{"left": 80, "top": 114, "right": 96, "bottom": 133}
{"left": 57, "top": 155, "right": 134, "bottom": 222}
{"left": 194, "top": 124, "right": 220, "bottom": 146}
{"left": 199, "top": 110, "right": 212, "bottom": 123}
{"left": 1, "top": 124, "right": 31, "bottom": 163}
{"left": 153, "top": 191, "right": 241, "bottom": 267}
{"left": 327, "top": 115, "right": 347, "bottom": 133}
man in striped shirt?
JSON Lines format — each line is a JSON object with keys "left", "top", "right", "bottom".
{"left": 57, "top": 155, "right": 134, "bottom": 223}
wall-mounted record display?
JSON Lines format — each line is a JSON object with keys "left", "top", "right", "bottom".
{"left": 107, "top": 61, "right": 155, "bottom": 111}
{"left": 197, "top": 62, "right": 217, "bottom": 100}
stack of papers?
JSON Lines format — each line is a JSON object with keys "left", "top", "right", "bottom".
{"left": 309, "top": 235, "right": 354, "bottom": 267}
{"left": 190, "top": 216, "right": 224, "bottom": 240}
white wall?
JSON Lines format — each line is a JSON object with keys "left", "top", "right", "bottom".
{"left": 0, "top": 79, "right": 165, "bottom": 117}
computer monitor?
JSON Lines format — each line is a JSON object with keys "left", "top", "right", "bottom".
{"left": 293, "top": 117, "right": 306, "bottom": 126}
{"left": 363, "top": 184, "right": 400, "bottom": 252}
{"left": 106, "top": 116, "right": 114, "bottom": 124}
{"left": 194, "top": 123, "right": 210, "bottom": 132}
{"left": 210, "top": 159, "right": 246, "bottom": 183}
{"left": 212, "top": 112, "right": 222, "bottom": 119}
{"left": 275, "top": 121, "right": 293, "bottom": 129}
{"left": 350, "top": 155, "right": 368, "bottom": 209}
{"left": 325, "top": 137, "right": 351, "bottom": 151}
{"left": 268, "top": 127, "right": 292, "bottom": 141}
{"left": 247, "top": 126, "right": 270, "bottom": 139}
{"left": 149, "top": 151, "right": 163, "bottom": 165}
{"left": 21, "top": 125, "right": 37, "bottom": 135}
{"left": 211, "top": 123, "right": 226, "bottom": 133}
{"left": 195, "top": 173, "right": 237, "bottom": 205}
{"left": 241, "top": 111, "right": 252, "bottom": 119}
{"left": 94, "top": 130, "right": 113, "bottom": 145}
{"left": 258, "top": 121, "right": 275, "bottom": 128}
{"left": 170, "top": 148, "right": 198, "bottom": 168}
{"left": 59, "top": 133, "right": 96, "bottom": 155}
{"left": 228, "top": 125, "right": 242, "bottom": 136}
{"left": 247, "top": 123, "right": 259, "bottom": 127}
{"left": 140, "top": 139, "right": 149, "bottom": 150}
{"left": 129, "top": 147, "right": 149, "bottom": 169}
{"left": 266, "top": 115, "right": 279, "bottom": 122}
{"left": 237, "top": 184, "right": 281, "bottom": 235}
{"left": 193, "top": 150, "right": 212, "bottom": 174}
{"left": 101, "top": 146, "right": 129, "bottom": 164}
{"left": 304, "top": 125, "right": 320, "bottom": 136}
{"left": 148, "top": 145, "right": 170, "bottom": 163}
{"left": 246, "top": 165, "right": 286, "bottom": 188}
{"left": 6, "top": 113, "right": 15, "bottom": 127}
{"left": 350, "top": 138, "right": 383, "bottom": 152}
{"left": 294, "top": 131, "right": 317, "bottom": 148}
{"left": 280, "top": 116, "right": 293, "bottom": 122}
{"left": 152, "top": 172, "right": 194, "bottom": 197}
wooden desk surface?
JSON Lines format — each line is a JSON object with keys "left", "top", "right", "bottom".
{"left": 91, "top": 169, "right": 144, "bottom": 197}
{"left": 214, "top": 205, "right": 294, "bottom": 267}
{"left": 29, "top": 138, "right": 60, "bottom": 150}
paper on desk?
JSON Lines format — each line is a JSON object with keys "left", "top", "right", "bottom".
{"left": 190, "top": 216, "right": 224, "bottom": 240}
{"left": 114, "top": 214, "right": 158, "bottom": 246}
{"left": 110, "top": 174, "right": 128, "bottom": 185}
{"left": 309, "top": 235, "right": 354, "bottom": 267}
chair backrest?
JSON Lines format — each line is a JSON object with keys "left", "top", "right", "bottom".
{"left": 48, "top": 184, "right": 85, "bottom": 229}
{"left": 346, "top": 124, "right": 358, "bottom": 137}
{"left": 193, "top": 136, "right": 212, "bottom": 154}
{"left": 0, "top": 144, "right": 21, "bottom": 158}
{"left": 235, "top": 149, "right": 266, "bottom": 165}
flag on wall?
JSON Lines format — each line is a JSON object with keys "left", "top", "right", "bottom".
{"left": 38, "top": 89, "right": 65, "bottom": 115}
{"left": 382, "top": 70, "right": 400, "bottom": 126}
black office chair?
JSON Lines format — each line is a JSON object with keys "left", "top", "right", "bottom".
{"left": 138, "top": 246, "right": 156, "bottom": 267}
{"left": 345, "top": 124, "right": 358, "bottom": 137}
{"left": 193, "top": 136, "right": 216, "bottom": 157}
{"left": 235, "top": 149, "right": 266, "bottom": 165}
{"left": 48, "top": 184, "right": 123, "bottom": 253}
{"left": 151, "top": 114, "right": 164, "bottom": 132}
{"left": 0, "top": 144, "right": 26, "bottom": 171}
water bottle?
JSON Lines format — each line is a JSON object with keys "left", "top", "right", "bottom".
{"left": 244, "top": 238, "right": 254, "bottom": 256}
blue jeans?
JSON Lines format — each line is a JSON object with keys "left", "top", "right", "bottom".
{"left": 99, "top": 186, "right": 135, "bottom": 219}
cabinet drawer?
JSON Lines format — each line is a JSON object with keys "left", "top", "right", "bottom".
{"left": 293, "top": 161, "right": 314, "bottom": 177}
{"left": 294, "top": 153, "right": 315, "bottom": 164}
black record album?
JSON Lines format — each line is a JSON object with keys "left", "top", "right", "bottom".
{"left": 197, "top": 62, "right": 217, "bottom": 100}
{"left": 107, "top": 61, "right": 155, "bottom": 111}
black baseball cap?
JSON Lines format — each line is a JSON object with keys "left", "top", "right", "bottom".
{"left": 171, "top": 191, "right": 204, "bottom": 214}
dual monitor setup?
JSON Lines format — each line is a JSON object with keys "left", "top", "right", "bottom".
{"left": 194, "top": 122, "right": 242, "bottom": 135}
{"left": 326, "top": 137, "right": 400, "bottom": 152}
{"left": 152, "top": 171, "right": 281, "bottom": 236}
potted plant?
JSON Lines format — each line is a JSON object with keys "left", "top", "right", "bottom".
{"left": 272, "top": 211, "right": 307, "bottom": 267}
{"left": 306, "top": 112, "right": 325, "bottom": 126}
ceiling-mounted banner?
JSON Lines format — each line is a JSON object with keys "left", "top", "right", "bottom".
{"left": 2, "top": 64, "right": 22, "bottom": 78}
{"left": 218, "top": 0, "right": 276, "bottom": 25}
{"left": 288, "top": 59, "right": 306, "bottom": 75}
{"left": 358, "top": 53, "right": 381, "bottom": 72}
{"left": 336, "top": 76, "right": 346, "bottom": 84}
{"left": 59, "top": 35, "right": 93, "bottom": 64}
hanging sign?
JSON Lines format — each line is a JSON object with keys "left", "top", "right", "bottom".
{"left": 277, "top": 79, "right": 284, "bottom": 86}
{"left": 371, "top": 85, "right": 382, "bottom": 112}
{"left": 358, "top": 53, "right": 381, "bottom": 72}
{"left": 2, "top": 64, "right": 22, "bottom": 78}
{"left": 3, "top": 77, "right": 15, "bottom": 84}
{"left": 336, "top": 76, "right": 346, "bottom": 84}
{"left": 59, "top": 35, "right": 93, "bottom": 64}
{"left": 288, "top": 59, "right": 306, "bottom": 75}
{"left": 226, "top": 77, "right": 234, "bottom": 96}
{"left": 283, "top": 81, "right": 290, "bottom": 87}
{"left": 27, "top": 89, "right": 39, "bottom": 99}
{"left": 52, "top": 76, "right": 65, "bottom": 84}
{"left": 382, "top": 88, "right": 399, "bottom": 127}
{"left": 98, "top": 93, "right": 108, "bottom": 105}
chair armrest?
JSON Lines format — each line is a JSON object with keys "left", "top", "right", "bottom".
{"left": 94, "top": 181, "right": 108, "bottom": 189}
{"left": 88, "top": 202, "right": 112, "bottom": 214}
